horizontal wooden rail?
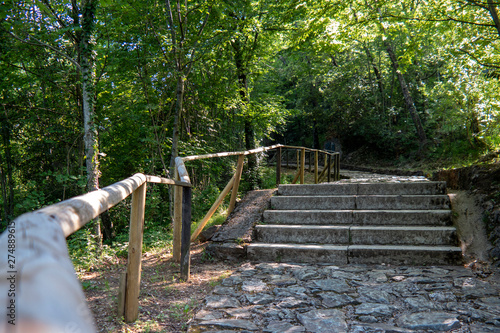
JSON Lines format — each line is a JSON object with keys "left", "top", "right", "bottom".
{"left": 0, "top": 172, "right": 190, "bottom": 330}
{"left": 146, "top": 175, "right": 192, "bottom": 187}
{"left": 181, "top": 144, "right": 282, "bottom": 161}
{"left": 173, "top": 144, "right": 341, "bottom": 251}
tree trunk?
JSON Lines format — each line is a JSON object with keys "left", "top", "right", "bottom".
{"left": 80, "top": 0, "right": 101, "bottom": 243}
{"left": 313, "top": 120, "right": 320, "bottom": 149}
{"left": 169, "top": 75, "right": 185, "bottom": 175}
{"left": 384, "top": 41, "right": 428, "bottom": 150}
{"left": 364, "top": 45, "right": 385, "bottom": 108}
{"left": 1, "top": 120, "right": 14, "bottom": 224}
{"left": 488, "top": 0, "right": 500, "bottom": 37}
{"left": 232, "top": 41, "right": 258, "bottom": 188}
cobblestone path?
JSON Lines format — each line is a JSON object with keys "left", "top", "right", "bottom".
{"left": 188, "top": 262, "right": 500, "bottom": 332}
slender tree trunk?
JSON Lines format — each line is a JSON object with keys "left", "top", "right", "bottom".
{"left": 1, "top": 121, "right": 14, "bottom": 223}
{"left": 169, "top": 75, "right": 185, "bottom": 175}
{"left": 384, "top": 41, "right": 427, "bottom": 150}
{"left": 232, "top": 41, "right": 258, "bottom": 188}
{"left": 0, "top": 162, "right": 7, "bottom": 228}
{"left": 80, "top": 0, "right": 101, "bottom": 244}
{"left": 313, "top": 120, "right": 320, "bottom": 149}
{"left": 488, "top": 0, "right": 500, "bottom": 37}
{"left": 364, "top": 46, "right": 384, "bottom": 104}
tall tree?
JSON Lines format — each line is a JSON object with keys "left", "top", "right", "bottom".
{"left": 164, "top": 0, "right": 212, "bottom": 175}
{"left": 3, "top": 0, "right": 102, "bottom": 237}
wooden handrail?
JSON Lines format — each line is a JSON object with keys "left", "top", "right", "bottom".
{"left": 0, "top": 172, "right": 191, "bottom": 330}
{"left": 172, "top": 144, "right": 341, "bottom": 256}
{"left": 40, "top": 173, "right": 147, "bottom": 237}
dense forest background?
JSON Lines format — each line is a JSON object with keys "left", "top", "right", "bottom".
{"left": 1, "top": 0, "right": 500, "bottom": 261}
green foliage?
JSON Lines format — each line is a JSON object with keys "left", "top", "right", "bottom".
{"left": 3, "top": 0, "right": 500, "bottom": 274}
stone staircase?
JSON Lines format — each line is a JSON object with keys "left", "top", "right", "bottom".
{"left": 247, "top": 182, "right": 463, "bottom": 265}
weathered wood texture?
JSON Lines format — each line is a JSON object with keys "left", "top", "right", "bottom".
{"left": 276, "top": 147, "right": 282, "bottom": 187}
{"left": 0, "top": 215, "right": 97, "bottom": 332}
{"left": 146, "top": 175, "right": 191, "bottom": 187}
{"left": 300, "top": 148, "right": 306, "bottom": 184}
{"left": 124, "top": 183, "right": 147, "bottom": 322}
{"left": 191, "top": 175, "right": 236, "bottom": 241}
{"left": 39, "top": 173, "right": 147, "bottom": 237}
{"left": 228, "top": 154, "right": 244, "bottom": 215}
{"left": 180, "top": 187, "right": 192, "bottom": 281}
{"left": 182, "top": 144, "right": 282, "bottom": 161}
{"left": 314, "top": 151, "right": 319, "bottom": 184}
{"left": 173, "top": 170, "right": 183, "bottom": 263}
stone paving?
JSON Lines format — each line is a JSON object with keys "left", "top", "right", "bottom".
{"left": 190, "top": 172, "right": 499, "bottom": 332}
{"left": 188, "top": 262, "right": 500, "bottom": 332}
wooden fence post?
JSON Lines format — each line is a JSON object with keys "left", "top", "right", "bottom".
{"left": 300, "top": 148, "right": 305, "bottom": 184}
{"left": 173, "top": 170, "right": 182, "bottom": 263}
{"left": 296, "top": 149, "right": 300, "bottom": 172}
{"left": 286, "top": 149, "right": 289, "bottom": 168}
{"left": 124, "top": 182, "right": 147, "bottom": 322}
{"left": 180, "top": 186, "right": 192, "bottom": 281}
{"left": 335, "top": 153, "right": 340, "bottom": 180}
{"left": 276, "top": 147, "right": 282, "bottom": 187}
{"left": 327, "top": 154, "right": 332, "bottom": 183}
{"left": 308, "top": 151, "right": 312, "bottom": 173}
{"left": 314, "top": 151, "right": 319, "bottom": 184}
{"left": 228, "top": 154, "right": 244, "bottom": 215}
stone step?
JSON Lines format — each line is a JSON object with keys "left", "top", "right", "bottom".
{"left": 348, "top": 245, "right": 463, "bottom": 265}
{"left": 278, "top": 182, "right": 447, "bottom": 196}
{"left": 255, "top": 225, "right": 350, "bottom": 244}
{"left": 350, "top": 226, "right": 458, "bottom": 246}
{"left": 255, "top": 225, "right": 457, "bottom": 246}
{"left": 247, "top": 243, "right": 349, "bottom": 264}
{"left": 246, "top": 243, "right": 463, "bottom": 265}
{"left": 263, "top": 210, "right": 452, "bottom": 226}
{"left": 271, "top": 195, "right": 451, "bottom": 210}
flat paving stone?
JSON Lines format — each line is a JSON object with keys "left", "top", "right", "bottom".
{"left": 241, "top": 279, "right": 268, "bottom": 292}
{"left": 397, "top": 311, "right": 460, "bottom": 331}
{"left": 196, "top": 319, "right": 259, "bottom": 331}
{"left": 189, "top": 262, "right": 500, "bottom": 332}
{"left": 264, "top": 321, "right": 306, "bottom": 333}
{"left": 205, "top": 296, "right": 241, "bottom": 309}
{"left": 297, "top": 309, "right": 348, "bottom": 333}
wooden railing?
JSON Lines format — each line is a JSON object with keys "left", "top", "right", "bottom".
{"left": 0, "top": 173, "right": 191, "bottom": 331}
{"left": 171, "top": 144, "right": 340, "bottom": 264}
{"left": 0, "top": 144, "right": 339, "bottom": 331}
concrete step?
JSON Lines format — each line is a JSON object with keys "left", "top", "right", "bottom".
{"left": 347, "top": 245, "right": 463, "bottom": 265}
{"left": 247, "top": 243, "right": 349, "bottom": 264}
{"left": 350, "top": 226, "right": 458, "bottom": 246}
{"left": 278, "top": 182, "right": 447, "bottom": 196}
{"left": 255, "top": 225, "right": 457, "bottom": 246}
{"left": 271, "top": 195, "right": 451, "bottom": 210}
{"left": 247, "top": 243, "right": 462, "bottom": 265}
{"left": 255, "top": 225, "right": 350, "bottom": 244}
{"left": 263, "top": 210, "right": 452, "bottom": 226}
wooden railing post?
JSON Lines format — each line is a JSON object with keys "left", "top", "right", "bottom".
{"left": 300, "top": 148, "right": 305, "bottom": 184}
{"left": 276, "top": 147, "right": 282, "bottom": 187}
{"left": 124, "top": 182, "right": 147, "bottom": 322}
{"left": 228, "top": 154, "right": 244, "bottom": 214}
{"left": 327, "top": 154, "right": 332, "bottom": 183}
{"left": 173, "top": 170, "right": 182, "bottom": 262}
{"left": 308, "top": 151, "right": 312, "bottom": 173}
{"left": 180, "top": 186, "right": 192, "bottom": 281}
{"left": 296, "top": 149, "right": 300, "bottom": 172}
{"left": 314, "top": 150, "right": 319, "bottom": 184}
{"left": 336, "top": 153, "right": 340, "bottom": 180}
{"left": 286, "top": 149, "right": 289, "bottom": 168}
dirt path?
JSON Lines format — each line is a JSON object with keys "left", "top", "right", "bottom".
{"left": 81, "top": 244, "right": 244, "bottom": 332}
